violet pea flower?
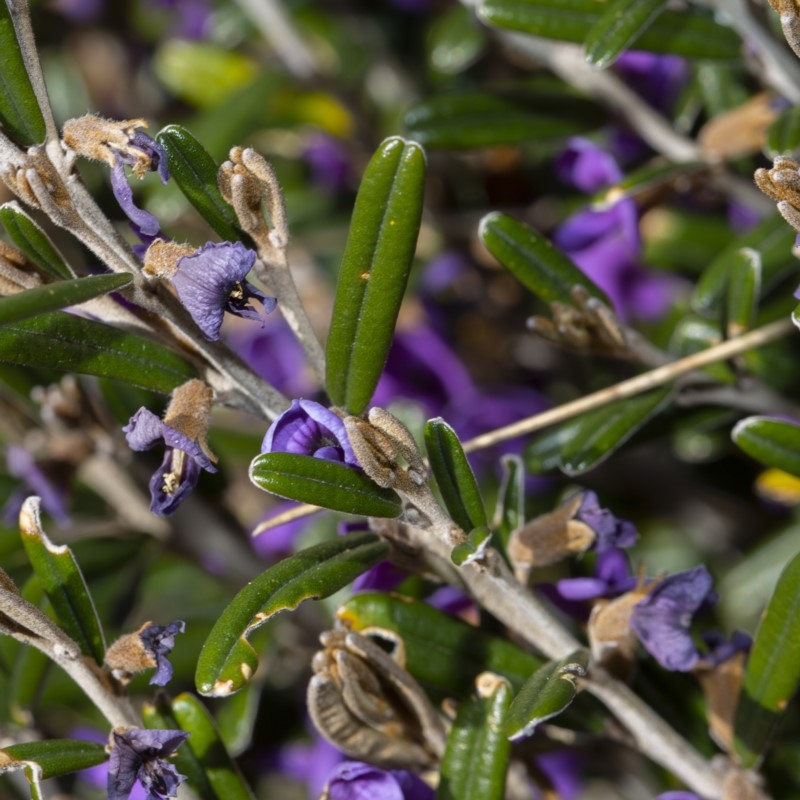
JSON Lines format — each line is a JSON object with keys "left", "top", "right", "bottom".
{"left": 324, "top": 761, "right": 434, "bottom": 800}
{"left": 140, "top": 620, "right": 185, "bottom": 686}
{"left": 107, "top": 728, "right": 188, "bottom": 800}
{"left": 123, "top": 407, "right": 217, "bottom": 516}
{"left": 171, "top": 242, "right": 277, "bottom": 342}
{"left": 3, "top": 444, "right": 70, "bottom": 527}
{"left": 261, "top": 399, "right": 359, "bottom": 467}
{"left": 630, "top": 565, "right": 714, "bottom": 671}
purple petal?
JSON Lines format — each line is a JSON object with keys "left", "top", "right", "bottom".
{"left": 352, "top": 561, "right": 408, "bottom": 592}
{"left": 148, "top": 449, "right": 202, "bottom": 516}
{"left": 630, "top": 565, "right": 714, "bottom": 671}
{"left": 123, "top": 408, "right": 168, "bottom": 452}
{"left": 108, "top": 729, "right": 188, "bottom": 800}
{"left": 4, "top": 444, "right": 70, "bottom": 526}
{"left": 700, "top": 629, "right": 751, "bottom": 667}
{"left": 555, "top": 137, "right": 622, "bottom": 192}
{"left": 172, "top": 242, "right": 273, "bottom": 341}
{"left": 574, "top": 491, "right": 638, "bottom": 551}
{"left": 129, "top": 131, "right": 170, "bottom": 184}
{"left": 140, "top": 620, "right": 185, "bottom": 686}
{"left": 261, "top": 399, "right": 358, "bottom": 467}
{"left": 326, "top": 762, "right": 433, "bottom": 800}
{"left": 110, "top": 160, "right": 162, "bottom": 238}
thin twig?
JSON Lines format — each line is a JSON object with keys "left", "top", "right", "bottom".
{"left": 707, "top": 0, "right": 800, "bottom": 103}
{"left": 462, "top": 317, "right": 796, "bottom": 454}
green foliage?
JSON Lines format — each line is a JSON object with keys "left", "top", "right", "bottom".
{"left": 195, "top": 532, "right": 389, "bottom": 697}
{"left": 325, "top": 137, "right": 426, "bottom": 415}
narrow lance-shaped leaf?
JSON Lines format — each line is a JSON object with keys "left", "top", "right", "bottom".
{"left": 479, "top": 212, "right": 609, "bottom": 307}
{"left": 559, "top": 386, "right": 673, "bottom": 476}
{"left": 478, "top": 0, "right": 741, "bottom": 60}
{"left": 591, "top": 161, "right": 704, "bottom": 211}
{"left": 196, "top": 531, "right": 389, "bottom": 697}
{"left": 493, "top": 454, "right": 525, "bottom": 553}
{"left": 338, "top": 592, "right": 543, "bottom": 694}
{"left": 249, "top": 452, "right": 402, "bottom": 517}
{"left": 0, "top": 310, "right": 196, "bottom": 394}
{"left": 18, "top": 498, "right": 106, "bottom": 664}
{"left": 0, "top": 202, "right": 75, "bottom": 280}
{"left": 403, "top": 89, "right": 605, "bottom": 149}
{"left": 725, "top": 248, "right": 761, "bottom": 338}
{"left": 524, "top": 416, "right": 586, "bottom": 474}
{"left": 732, "top": 416, "right": 800, "bottom": 479}
{"left": 734, "top": 551, "right": 800, "bottom": 768}
{"left": 143, "top": 693, "right": 255, "bottom": 800}
{"left": 693, "top": 214, "right": 796, "bottom": 314}
{"left": 583, "top": 0, "right": 668, "bottom": 69}
{"left": 505, "top": 650, "right": 589, "bottom": 742}
{"left": 425, "top": 417, "right": 488, "bottom": 536}
{"left": 156, "top": 125, "right": 243, "bottom": 242}
{"left": 326, "top": 136, "right": 426, "bottom": 415}
{"left": 437, "top": 673, "right": 513, "bottom": 800}
{"left": 0, "top": 2, "right": 46, "bottom": 145}
{"left": 0, "top": 739, "right": 107, "bottom": 786}
{"left": 0, "top": 273, "right": 131, "bottom": 326}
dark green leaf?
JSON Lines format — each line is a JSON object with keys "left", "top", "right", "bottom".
{"left": 734, "top": 551, "right": 800, "bottom": 767}
{"left": 0, "top": 739, "right": 107, "bottom": 780}
{"left": 0, "top": 311, "right": 196, "bottom": 394}
{"left": 144, "top": 693, "right": 255, "bottom": 800}
{"left": 0, "top": 203, "right": 74, "bottom": 280}
{"left": 524, "top": 417, "right": 585, "bottom": 474}
{"left": 325, "top": 136, "right": 426, "bottom": 415}
{"left": 583, "top": 0, "right": 668, "bottom": 69}
{"left": 427, "top": 4, "right": 486, "bottom": 74}
{"left": 765, "top": 105, "right": 800, "bottom": 158}
{"left": 0, "top": 273, "right": 131, "bottom": 325}
{"left": 196, "top": 531, "right": 389, "bottom": 697}
{"left": 479, "top": 0, "right": 741, "bottom": 60}
{"left": 338, "top": 592, "right": 543, "bottom": 693}
{"left": 493, "top": 454, "right": 525, "bottom": 553}
{"left": 732, "top": 416, "right": 800, "bottom": 479}
{"left": 425, "top": 417, "right": 488, "bottom": 534}
{"left": 249, "top": 452, "right": 402, "bottom": 517}
{"left": 479, "top": 212, "right": 610, "bottom": 307}
{"left": 19, "top": 499, "right": 106, "bottom": 664}
{"left": 693, "top": 214, "right": 796, "bottom": 314}
{"left": 403, "top": 89, "right": 604, "bottom": 149}
{"left": 437, "top": 674, "right": 512, "bottom": 800}
{"left": 559, "top": 386, "right": 673, "bottom": 475}
{"left": 725, "top": 248, "right": 761, "bottom": 338}
{"left": 156, "top": 125, "right": 243, "bottom": 241}
{"left": 505, "top": 650, "right": 589, "bottom": 741}
{"left": 0, "top": 3, "right": 46, "bottom": 144}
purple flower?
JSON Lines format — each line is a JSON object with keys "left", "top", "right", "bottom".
{"left": 655, "top": 794, "right": 702, "bottom": 800}
{"left": 571, "top": 491, "right": 638, "bottom": 552}
{"left": 140, "top": 620, "right": 185, "bottom": 686}
{"left": 304, "top": 133, "right": 351, "bottom": 192}
{"left": 148, "top": 0, "right": 213, "bottom": 39}
{"left": 123, "top": 407, "right": 217, "bottom": 516}
{"left": 556, "top": 547, "right": 638, "bottom": 602}
{"left": 107, "top": 728, "right": 189, "bottom": 800}
{"left": 630, "top": 565, "right": 714, "bottom": 671}
{"left": 171, "top": 242, "right": 277, "bottom": 341}
{"left": 553, "top": 138, "right": 675, "bottom": 321}
{"left": 615, "top": 52, "right": 689, "bottom": 114}
{"left": 261, "top": 399, "right": 359, "bottom": 466}
{"left": 3, "top": 444, "right": 70, "bottom": 526}
{"left": 324, "top": 761, "right": 434, "bottom": 800}
{"left": 109, "top": 131, "right": 169, "bottom": 239}
{"left": 50, "top": 0, "right": 103, "bottom": 22}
